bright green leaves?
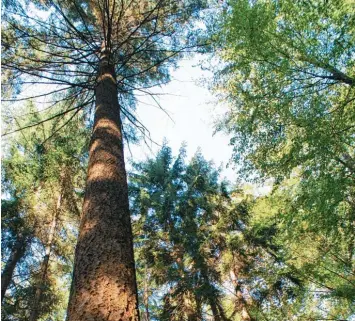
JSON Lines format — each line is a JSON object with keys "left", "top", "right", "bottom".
{"left": 213, "top": 0, "right": 355, "bottom": 317}
{"left": 217, "top": 0, "right": 355, "bottom": 179}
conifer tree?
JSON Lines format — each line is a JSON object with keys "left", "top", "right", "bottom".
{"left": 2, "top": 1, "right": 208, "bottom": 319}
{"left": 130, "top": 145, "right": 230, "bottom": 321}
{"left": 129, "top": 145, "right": 340, "bottom": 320}
{"left": 2, "top": 102, "right": 88, "bottom": 320}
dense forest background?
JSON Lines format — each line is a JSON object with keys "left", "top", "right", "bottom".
{"left": 1, "top": 0, "right": 354, "bottom": 320}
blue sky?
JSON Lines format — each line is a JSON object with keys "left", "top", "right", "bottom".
{"left": 126, "top": 55, "right": 238, "bottom": 183}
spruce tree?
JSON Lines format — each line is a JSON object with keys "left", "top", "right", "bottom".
{"left": 2, "top": 1, "right": 207, "bottom": 319}
{"left": 130, "top": 145, "right": 231, "bottom": 321}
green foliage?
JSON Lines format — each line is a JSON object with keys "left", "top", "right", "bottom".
{"left": 249, "top": 189, "right": 355, "bottom": 319}
{"left": 212, "top": 1, "right": 355, "bottom": 317}
{"left": 130, "top": 145, "right": 317, "bottom": 320}
{"left": 130, "top": 144, "right": 229, "bottom": 320}
{"left": 215, "top": 0, "right": 354, "bottom": 180}
{"left": 1, "top": 102, "right": 89, "bottom": 320}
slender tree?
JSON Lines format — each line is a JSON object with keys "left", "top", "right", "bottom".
{"left": 1, "top": 199, "right": 33, "bottom": 303}
{"left": 29, "top": 190, "right": 62, "bottom": 321}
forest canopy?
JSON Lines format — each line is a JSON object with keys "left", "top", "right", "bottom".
{"left": 1, "top": 0, "right": 354, "bottom": 320}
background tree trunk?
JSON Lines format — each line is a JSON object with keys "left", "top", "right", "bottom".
{"left": 1, "top": 234, "right": 28, "bottom": 302}
{"left": 66, "top": 48, "right": 140, "bottom": 321}
{"left": 208, "top": 297, "right": 221, "bottom": 321}
{"left": 143, "top": 265, "right": 150, "bottom": 321}
{"left": 29, "top": 193, "right": 62, "bottom": 321}
{"left": 230, "top": 269, "right": 254, "bottom": 321}
{"left": 201, "top": 268, "right": 228, "bottom": 321}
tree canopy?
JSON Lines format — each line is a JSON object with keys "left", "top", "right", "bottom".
{"left": 211, "top": 0, "right": 355, "bottom": 318}
{"left": 1, "top": 0, "right": 354, "bottom": 320}
{"left": 2, "top": 0, "right": 207, "bottom": 141}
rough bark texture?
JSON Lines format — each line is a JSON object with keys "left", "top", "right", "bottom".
{"left": 66, "top": 49, "right": 140, "bottom": 321}
{"left": 1, "top": 234, "right": 27, "bottom": 302}
{"left": 29, "top": 193, "right": 61, "bottom": 321}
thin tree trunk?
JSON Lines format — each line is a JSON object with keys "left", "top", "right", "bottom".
{"left": 195, "top": 297, "right": 203, "bottom": 321}
{"left": 29, "top": 192, "right": 62, "bottom": 321}
{"left": 66, "top": 46, "right": 140, "bottom": 321}
{"left": 236, "top": 287, "right": 252, "bottom": 321}
{"left": 209, "top": 298, "right": 221, "bottom": 321}
{"left": 229, "top": 269, "right": 254, "bottom": 321}
{"left": 201, "top": 267, "right": 228, "bottom": 321}
{"left": 1, "top": 233, "right": 28, "bottom": 302}
{"left": 207, "top": 296, "right": 229, "bottom": 321}
{"left": 143, "top": 265, "right": 150, "bottom": 321}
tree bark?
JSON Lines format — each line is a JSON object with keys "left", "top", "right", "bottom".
{"left": 29, "top": 192, "right": 62, "bottom": 321}
{"left": 1, "top": 233, "right": 28, "bottom": 302}
{"left": 66, "top": 47, "right": 140, "bottom": 321}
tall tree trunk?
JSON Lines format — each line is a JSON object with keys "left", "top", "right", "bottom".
{"left": 207, "top": 296, "right": 229, "bottom": 321}
{"left": 29, "top": 192, "right": 62, "bottom": 321}
{"left": 66, "top": 47, "right": 140, "bottom": 321}
{"left": 1, "top": 233, "right": 28, "bottom": 302}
